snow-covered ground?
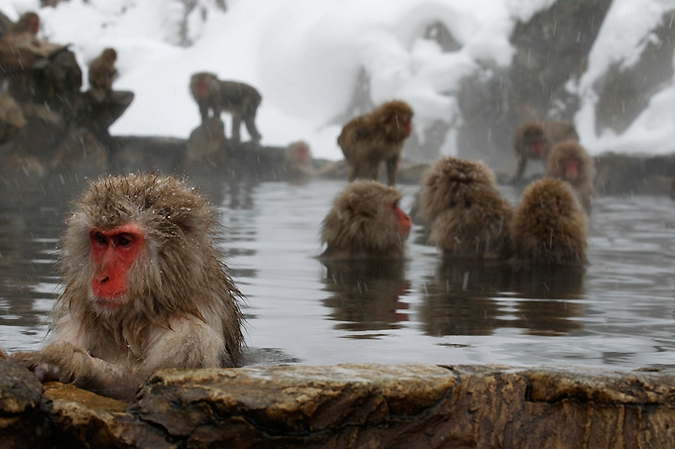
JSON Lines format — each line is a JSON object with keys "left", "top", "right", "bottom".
{"left": 1, "top": 0, "right": 674, "bottom": 160}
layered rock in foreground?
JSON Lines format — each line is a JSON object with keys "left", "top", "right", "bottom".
{"left": 2, "top": 361, "right": 675, "bottom": 448}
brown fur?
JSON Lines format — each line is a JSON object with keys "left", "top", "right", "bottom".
{"left": 189, "top": 71, "right": 262, "bottom": 143}
{"left": 88, "top": 48, "right": 118, "bottom": 92}
{"left": 11, "top": 12, "right": 39, "bottom": 35}
{"left": 513, "top": 120, "right": 579, "bottom": 182}
{"left": 545, "top": 141, "right": 594, "bottom": 213}
{"left": 338, "top": 100, "right": 414, "bottom": 185}
{"left": 12, "top": 173, "right": 244, "bottom": 400}
{"left": 0, "top": 12, "right": 62, "bottom": 71}
{"left": 283, "top": 140, "right": 316, "bottom": 180}
{"left": 320, "top": 180, "right": 409, "bottom": 259}
{"left": 511, "top": 178, "right": 588, "bottom": 265}
{"left": 419, "top": 157, "right": 513, "bottom": 259}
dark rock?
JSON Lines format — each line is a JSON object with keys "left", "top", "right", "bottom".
{"left": 424, "top": 21, "right": 462, "bottom": 53}
{"left": 594, "top": 151, "right": 675, "bottom": 195}
{"left": 0, "top": 360, "right": 50, "bottom": 449}
{"left": 458, "top": 0, "right": 613, "bottom": 172}
{"left": 595, "top": 10, "right": 675, "bottom": 134}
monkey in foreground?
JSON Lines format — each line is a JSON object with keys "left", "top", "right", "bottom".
{"left": 12, "top": 173, "right": 244, "bottom": 400}
{"left": 320, "top": 180, "right": 411, "bottom": 259}
{"left": 545, "top": 141, "right": 594, "bottom": 214}
{"left": 337, "top": 100, "right": 414, "bottom": 185}
{"left": 510, "top": 178, "right": 588, "bottom": 265}
{"left": 419, "top": 157, "right": 513, "bottom": 259}
{"left": 189, "top": 71, "right": 262, "bottom": 143}
{"left": 512, "top": 120, "right": 579, "bottom": 183}
{"left": 88, "top": 48, "right": 118, "bottom": 93}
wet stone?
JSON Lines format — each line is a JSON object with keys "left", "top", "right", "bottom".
{"left": 4, "top": 363, "right": 675, "bottom": 448}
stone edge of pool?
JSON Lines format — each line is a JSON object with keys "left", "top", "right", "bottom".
{"left": 1, "top": 360, "right": 674, "bottom": 448}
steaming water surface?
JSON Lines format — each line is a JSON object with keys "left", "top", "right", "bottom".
{"left": 2, "top": 175, "right": 675, "bottom": 370}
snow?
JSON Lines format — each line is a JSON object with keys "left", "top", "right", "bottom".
{"left": 5, "top": 0, "right": 675, "bottom": 160}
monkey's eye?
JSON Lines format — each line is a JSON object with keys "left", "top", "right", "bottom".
{"left": 91, "top": 232, "right": 107, "bottom": 246}
{"left": 114, "top": 233, "right": 135, "bottom": 247}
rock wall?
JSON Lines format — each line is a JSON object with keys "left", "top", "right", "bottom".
{"left": 3, "top": 360, "right": 675, "bottom": 448}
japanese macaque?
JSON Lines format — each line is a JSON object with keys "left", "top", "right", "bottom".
{"left": 12, "top": 173, "right": 244, "bottom": 400}
{"left": 419, "top": 157, "right": 513, "bottom": 259}
{"left": 282, "top": 140, "right": 316, "bottom": 181}
{"left": 11, "top": 12, "right": 40, "bottom": 35}
{"left": 512, "top": 120, "right": 579, "bottom": 183}
{"left": 88, "top": 48, "right": 118, "bottom": 92}
{"left": 511, "top": 178, "right": 588, "bottom": 265}
{"left": 320, "top": 180, "right": 411, "bottom": 259}
{"left": 189, "top": 71, "right": 262, "bottom": 143}
{"left": 545, "top": 141, "right": 594, "bottom": 214}
{"left": 337, "top": 100, "right": 414, "bottom": 185}
{"left": 0, "top": 12, "right": 63, "bottom": 70}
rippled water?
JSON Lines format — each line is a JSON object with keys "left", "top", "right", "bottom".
{"left": 2, "top": 173, "right": 675, "bottom": 370}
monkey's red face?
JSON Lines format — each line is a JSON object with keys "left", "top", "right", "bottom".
{"left": 393, "top": 202, "right": 411, "bottom": 239}
{"left": 531, "top": 139, "right": 545, "bottom": 157}
{"left": 31, "top": 18, "right": 39, "bottom": 35}
{"left": 89, "top": 224, "right": 145, "bottom": 309}
{"left": 564, "top": 158, "right": 579, "bottom": 181}
{"left": 196, "top": 79, "right": 209, "bottom": 98}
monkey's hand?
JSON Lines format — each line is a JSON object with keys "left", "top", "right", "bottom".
{"left": 11, "top": 343, "right": 92, "bottom": 384}
{"left": 12, "top": 344, "right": 144, "bottom": 399}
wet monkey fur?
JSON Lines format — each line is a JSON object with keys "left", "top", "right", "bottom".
{"left": 12, "top": 173, "right": 244, "bottom": 400}
{"left": 320, "top": 180, "right": 412, "bottom": 259}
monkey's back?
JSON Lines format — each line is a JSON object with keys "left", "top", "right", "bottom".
{"left": 216, "top": 81, "right": 261, "bottom": 108}
{"left": 421, "top": 157, "right": 513, "bottom": 259}
{"left": 511, "top": 178, "right": 588, "bottom": 265}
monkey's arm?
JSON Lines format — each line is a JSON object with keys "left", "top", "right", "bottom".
{"left": 12, "top": 343, "right": 144, "bottom": 399}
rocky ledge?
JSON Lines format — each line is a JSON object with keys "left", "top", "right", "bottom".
{"left": 1, "top": 360, "right": 675, "bottom": 448}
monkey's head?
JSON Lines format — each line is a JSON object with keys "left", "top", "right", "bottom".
{"left": 285, "top": 141, "right": 311, "bottom": 164}
{"left": 101, "top": 48, "right": 117, "bottom": 64}
{"left": 62, "top": 173, "right": 217, "bottom": 315}
{"left": 547, "top": 141, "right": 590, "bottom": 184}
{"left": 15, "top": 12, "right": 39, "bottom": 35}
{"left": 421, "top": 157, "right": 498, "bottom": 220}
{"left": 377, "top": 100, "right": 414, "bottom": 141}
{"left": 517, "top": 179, "right": 587, "bottom": 230}
{"left": 515, "top": 122, "right": 546, "bottom": 158}
{"left": 321, "top": 180, "right": 411, "bottom": 258}
{"left": 190, "top": 72, "right": 218, "bottom": 99}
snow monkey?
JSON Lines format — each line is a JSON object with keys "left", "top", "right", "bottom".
{"left": 320, "top": 180, "right": 412, "bottom": 259}
{"left": 12, "top": 173, "right": 244, "bottom": 400}
{"left": 511, "top": 178, "right": 588, "bottom": 265}
{"left": 338, "top": 100, "right": 414, "bottom": 186}
{"left": 88, "top": 48, "right": 118, "bottom": 92}
{"left": 546, "top": 140, "right": 594, "bottom": 214}
{"left": 190, "top": 71, "right": 262, "bottom": 143}
{"left": 512, "top": 120, "right": 579, "bottom": 182}
{"left": 419, "top": 156, "right": 513, "bottom": 259}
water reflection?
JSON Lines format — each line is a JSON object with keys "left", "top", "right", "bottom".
{"left": 2, "top": 177, "right": 675, "bottom": 369}
{"left": 321, "top": 259, "right": 410, "bottom": 335}
{"left": 420, "top": 260, "right": 509, "bottom": 336}
{"left": 420, "top": 260, "right": 585, "bottom": 337}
